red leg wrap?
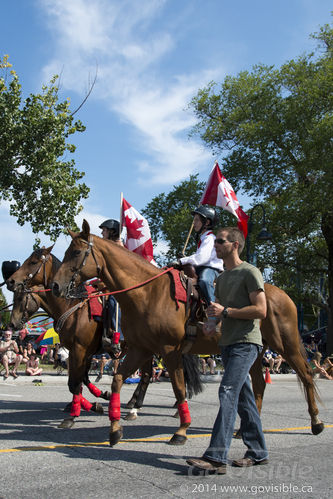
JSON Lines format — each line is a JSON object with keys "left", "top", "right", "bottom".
{"left": 81, "top": 396, "right": 93, "bottom": 412}
{"left": 70, "top": 394, "right": 82, "bottom": 417}
{"left": 87, "top": 382, "right": 102, "bottom": 398}
{"left": 178, "top": 401, "right": 191, "bottom": 424}
{"left": 108, "top": 393, "right": 121, "bottom": 421}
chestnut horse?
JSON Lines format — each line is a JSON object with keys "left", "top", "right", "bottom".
{"left": 51, "top": 220, "right": 324, "bottom": 446}
{"left": 7, "top": 248, "right": 153, "bottom": 427}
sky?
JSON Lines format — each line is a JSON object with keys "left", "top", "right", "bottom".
{"left": 1, "top": 0, "right": 332, "bottom": 304}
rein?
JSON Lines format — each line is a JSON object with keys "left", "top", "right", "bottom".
{"left": 84, "top": 267, "right": 173, "bottom": 299}
{"left": 56, "top": 267, "right": 175, "bottom": 331}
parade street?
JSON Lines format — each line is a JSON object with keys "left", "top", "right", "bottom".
{"left": 0, "top": 374, "right": 332, "bottom": 498}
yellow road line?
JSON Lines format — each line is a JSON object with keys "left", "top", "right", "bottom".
{"left": 0, "top": 425, "right": 332, "bottom": 454}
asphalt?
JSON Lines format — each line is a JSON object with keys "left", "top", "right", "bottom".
{"left": 0, "top": 371, "right": 298, "bottom": 385}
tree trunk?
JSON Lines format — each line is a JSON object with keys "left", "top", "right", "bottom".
{"left": 321, "top": 211, "right": 333, "bottom": 355}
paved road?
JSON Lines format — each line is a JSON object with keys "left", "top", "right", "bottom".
{"left": 0, "top": 374, "right": 332, "bottom": 498}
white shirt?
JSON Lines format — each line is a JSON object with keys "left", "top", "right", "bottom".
{"left": 180, "top": 231, "right": 223, "bottom": 271}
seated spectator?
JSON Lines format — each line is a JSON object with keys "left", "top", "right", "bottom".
{"left": 309, "top": 352, "right": 333, "bottom": 380}
{"left": 25, "top": 354, "right": 43, "bottom": 376}
{"left": 39, "top": 346, "right": 48, "bottom": 362}
{"left": 199, "top": 354, "right": 216, "bottom": 375}
{"left": 22, "top": 342, "right": 37, "bottom": 364}
{"left": 152, "top": 356, "right": 168, "bottom": 382}
{"left": 92, "top": 353, "right": 112, "bottom": 382}
{"left": 323, "top": 357, "right": 333, "bottom": 377}
{"left": 262, "top": 349, "right": 284, "bottom": 373}
{"left": 0, "top": 330, "right": 23, "bottom": 379}
{"left": 16, "top": 329, "right": 29, "bottom": 355}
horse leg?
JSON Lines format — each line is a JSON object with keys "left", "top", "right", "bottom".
{"left": 125, "top": 358, "right": 153, "bottom": 420}
{"left": 109, "top": 348, "right": 151, "bottom": 446}
{"left": 59, "top": 345, "right": 99, "bottom": 428}
{"left": 162, "top": 347, "right": 191, "bottom": 446}
{"left": 250, "top": 347, "right": 267, "bottom": 415}
{"left": 283, "top": 351, "right": 324, "bottom": 435}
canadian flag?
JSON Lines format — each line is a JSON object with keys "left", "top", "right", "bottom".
{"left": 200, "top": 162, "right": 249, "bottom": 237}
{"left": 122, "top": 198, "right": 157, "bottom": 265}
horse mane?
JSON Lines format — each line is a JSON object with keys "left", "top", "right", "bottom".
{"left": 94, "top": 235, "right": 158, "bottom": 273}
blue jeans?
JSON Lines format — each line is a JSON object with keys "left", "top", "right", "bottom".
{"left": 204, "top": 343, "right": 268, "bottom": 465}
{"left": 196, "top": 266, "right": 220, "bottom": 305}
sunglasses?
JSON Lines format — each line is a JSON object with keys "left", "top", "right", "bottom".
{"left": 215, "top": 238, "right": 233, "bottom": 245}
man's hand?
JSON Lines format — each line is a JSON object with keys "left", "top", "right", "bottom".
{"left": 207, "top": 302, "right": 224, "bottom": 318}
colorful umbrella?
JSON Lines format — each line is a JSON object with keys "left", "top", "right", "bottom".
{"left": 37, "top": 327, "right": 60, "bottom": 346}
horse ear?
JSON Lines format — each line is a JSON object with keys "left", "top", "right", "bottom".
{"left": 68, "top": 229, "right": 79, "bottom": 239}
{"left": 44, "top": 244, "right": 54, "bottom": 254}
{"left": 82, "top": 219, "right": 91, "bottom": 238}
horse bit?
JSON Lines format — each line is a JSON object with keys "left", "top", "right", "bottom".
{"left": 65, "top": 236, "right": 101, "bottom": 299}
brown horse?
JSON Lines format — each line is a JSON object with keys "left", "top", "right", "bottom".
{"left": 51, "top": 220, "right": 324, "bottom": 446}
{"left": 7, "top": 248, "right": 153, "bottom": 427}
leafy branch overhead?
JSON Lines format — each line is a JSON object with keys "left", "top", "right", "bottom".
{"left": 0, "top": 55, "right": 89, "bottom": 239}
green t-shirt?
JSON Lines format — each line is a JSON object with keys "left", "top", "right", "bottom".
{"left": 215, "top": 261, "right": 264, "bottom": 347}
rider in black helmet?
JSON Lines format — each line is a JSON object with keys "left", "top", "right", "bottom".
{"left": 179, "top": 205, "right": 223, "bottom": 305}
{"left": 97, "top": 218, "right": 123, "bottom": 376}
{"left": 99, "top": 219, "right": 121, "bottom": 244}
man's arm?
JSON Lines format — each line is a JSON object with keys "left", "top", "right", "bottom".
{"left": 208, "top": 289, "right": 267, "bottom": 320}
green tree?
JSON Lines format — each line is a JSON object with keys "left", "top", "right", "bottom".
{"left": 0, "top": 288, "right": 10, "bottom": 327}
{"left": 189, "top": 22, "right": 333, "bottom": 353}
{"left": 0, "top": 55, "right": 89, "bottom": 240}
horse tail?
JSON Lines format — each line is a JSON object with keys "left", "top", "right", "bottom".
{"left": 297, "top": 341, "right": 322, "bottom": 405}
{"left": 182, "top": 354, "right": 204, "bottom": 399}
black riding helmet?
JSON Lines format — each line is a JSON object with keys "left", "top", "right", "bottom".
{"left": 191, "top": 205, "right": 218, "bottom": 229}
{"left": 99, "top": 219, "right": 120, "bottom": 233}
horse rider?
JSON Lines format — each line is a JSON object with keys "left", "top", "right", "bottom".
{"left": 99, "top": 219, "right": 123, "bottom": 349}
{"left": 99, "top": 219, "right": 122, "bottom": 246}
{"left": 178, "top": 206, "right": 223, "bottom": 306}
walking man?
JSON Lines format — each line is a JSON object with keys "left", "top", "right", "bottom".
{"left": 186, "top": 226, "right": 268, "bottom": 474}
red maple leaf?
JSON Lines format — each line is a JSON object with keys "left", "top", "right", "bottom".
{"left": 124, "top": 215, "right": 144, "bottom": 239}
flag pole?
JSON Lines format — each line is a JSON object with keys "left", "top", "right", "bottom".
{"left": 115, "top": 192, "right": 124, "bottom": 331}
{"left": 181, "top": 221, "right": 194, "bottom": 256}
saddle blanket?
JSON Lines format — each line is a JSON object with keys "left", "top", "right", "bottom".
{"left": 85, "top": 285, "right": 103, "bottom": 318}
{"left": 168, "top": 268, "right": 187, "bottom": 308}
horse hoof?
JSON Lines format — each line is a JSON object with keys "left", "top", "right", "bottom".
{"left": 63, "top": 402, "right": 72, "bottom": 413}
{"left": 58, "top": 418, "right": 75, "bottom": 429}
{"left": 109, "top": 428, "right": 123, "bottom": 447}
{"left": 234, "top": 428, "right": 242, "bottom": 439}
{"left": 312, "top": 422, "right": 324, "bottom": 435}
{"left": 124, "top": 410, "right": 137, "bottom": 421}
{"left": 91, "top": 402, "right": 104, "bottom": 415}
{"left": 100, "top": 391, "right": 111, "bottom": 401}
{"left": 168, "top": 434, "right": 187, "bottom": 446}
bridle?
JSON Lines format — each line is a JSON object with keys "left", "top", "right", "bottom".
{"left": 65, "top": 236, "right": 101, "bottom": 299}
{"left": 19, "top": 252, "right": 52, "bottom": 293}
{"left": 12, "top": 287, "right": 41, "bottom": 328}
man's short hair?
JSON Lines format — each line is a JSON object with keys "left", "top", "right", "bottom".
{"left": 217, "top": 227, "right": 245, "bottom": 255}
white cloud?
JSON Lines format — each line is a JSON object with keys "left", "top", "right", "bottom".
{"left": 39, "top": 0, "right": 222, "bottom": 186}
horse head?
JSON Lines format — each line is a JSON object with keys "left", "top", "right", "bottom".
{"left": 9, "top": 286, "right": 42, "bottom": 330}
{"left": 52, "top": 220, "right": 101, "bottom": 298}
{"left": 6, "top": 246, "right": 54, "bottom": 292}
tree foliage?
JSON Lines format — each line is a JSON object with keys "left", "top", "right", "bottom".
{"left": 189, "top": 21, "right": 333, "bottom": 352}
{"left": 0, "top": 55, "right": 89, "bottom": 240}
